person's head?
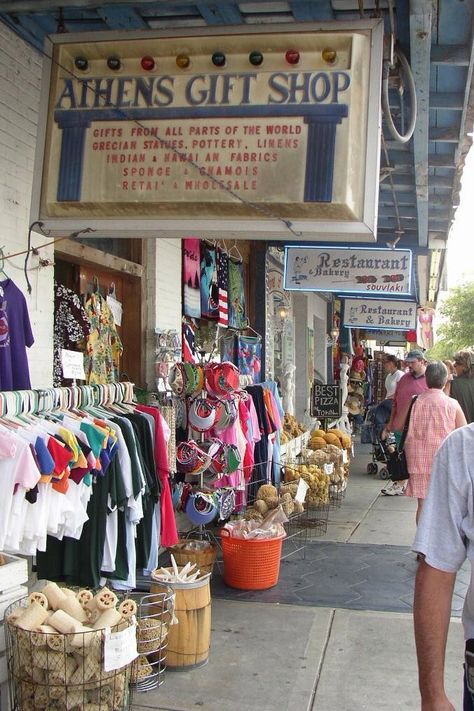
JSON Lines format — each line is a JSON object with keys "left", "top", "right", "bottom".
{"left": 453, "top": 349, "right": 474, "bottom": 378}
{"left": 384, "top": 354, "right": 400, "bottom": 373}
{"left": 425, "top": 361, "right": 448, "bottom": 390}
{"left": 405, "top": 349, "right": 427, "bottom": 377}
{"left": 442, "top": 359, "right": 455, "bottom": 379}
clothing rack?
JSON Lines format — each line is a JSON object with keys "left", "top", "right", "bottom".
{"left": 0, "top": 382, "right": 135, "bottom": 418}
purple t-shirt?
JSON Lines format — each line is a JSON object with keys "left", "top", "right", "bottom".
{"left": 0, "top": 279, "right": 34, "bottom": 390}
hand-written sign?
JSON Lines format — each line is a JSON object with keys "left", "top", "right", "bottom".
{"left": 311, "top": 384, "right": 341, "bottom": 419}
{"left": 60, "top": 349, "right": 86, "bottom": 380}
{"left": 103, "top": 621, "right": 138, "bottom": 672}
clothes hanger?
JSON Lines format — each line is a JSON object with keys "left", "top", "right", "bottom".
{"left": 240, "top": 319, "right": 262, "bottom": 340}
{"left": 0, "top": 246, "right": 8, "bottom": 281}
{"left": 228, "top": 240, "right": 243, "bottom": 263}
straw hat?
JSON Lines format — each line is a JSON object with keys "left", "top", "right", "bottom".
{"left": 349, "top": 369, "right": 366, "bottom": 381}
{"left": 346, "top": 393, "right": 364, "bottom": 416}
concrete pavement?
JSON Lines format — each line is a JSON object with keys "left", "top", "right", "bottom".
{"left": 133, "top": 444, "right": 467, "bottom": 711}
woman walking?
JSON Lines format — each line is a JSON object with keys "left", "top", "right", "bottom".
{"left": 451, "top": 348, "right": 474, "bottom": 422}
{"left": 404, "top": 361, "right": 466, "bottom": 524}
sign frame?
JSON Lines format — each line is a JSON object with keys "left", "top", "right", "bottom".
{"left": 311, "top": 383, "right": 341, "bottom": 419}
{"left": 284, "top": 245, "right": 413, "bottom": 296}
{"left": 30, "top": 20, "right": 383, "bottom": 241}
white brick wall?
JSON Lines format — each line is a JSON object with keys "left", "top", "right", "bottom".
{"left": 0, "top": 22, "right": 54, "bottom": 388}
{"left": 145, "top": 237, "right": 182, "bottom": 387}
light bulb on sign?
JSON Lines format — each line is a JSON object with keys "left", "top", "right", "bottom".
{"left": 322, "top": 48, "right": 337, "bottom": 65}
{"left": 176, "top": 54, "right": 191, "bottom": 69}
{"left": 141, "top": 56, "right": 155, "bottom": 71}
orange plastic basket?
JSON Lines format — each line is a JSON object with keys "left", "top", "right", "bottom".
{"left": 220, "top": 530, "right": 285, "bottom": 590}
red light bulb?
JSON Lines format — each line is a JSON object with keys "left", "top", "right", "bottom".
{"left": 141, "top": 56, "right": 155, "bottom": 71}
{"left": 285, "top": 49, "right": 300, "bottom": 65}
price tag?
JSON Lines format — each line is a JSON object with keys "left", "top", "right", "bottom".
{"left": 324, "top": 463, "right": 334, "bottom": 476}
{"left": 342, "top": 449, "right": 349, "bottom": 464}
{"left": 295, "top": 478, "right": 309, "bottom": 504}
{"left": 103, "top": 621, "right": 138, "bottom": 672}
{"left": 107, "top": 295, "right": 123, "bottom": 326}
{"left": 60, "top": 349, "right": 86, "bottom": 380}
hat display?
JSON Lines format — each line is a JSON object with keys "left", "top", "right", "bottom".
{"left": 345, "top": 393, "right": 364, "bottom": 416}
{"left": 185, "top": 492, "right": 218, "bottom": 525}
{"left": 188, "top": 397, "right": 217, "bottom": 432}
{"left": 405, "top": 349, "right": 425, "bottom": 362}
{"left": 348, "top": 383, "right": 364, "bottom": 398}
{"left": 349, "top": 370, "right": 366, "bottom": 381}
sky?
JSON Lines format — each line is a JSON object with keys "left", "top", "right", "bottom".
{"left": 446, "top": 143, "right": 474, "bottom": 288}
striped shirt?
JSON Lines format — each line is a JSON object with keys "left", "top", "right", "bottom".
{"left": 405, "top": 388, "right": 465, "bottom": 498}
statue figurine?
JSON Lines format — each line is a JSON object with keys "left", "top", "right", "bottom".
{"left": 282, "top": 362, "right": 296, "bottom": 415}
{"left": 338, "top": 355, "right": 352, "bottom": 435}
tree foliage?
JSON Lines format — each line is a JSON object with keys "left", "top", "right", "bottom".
{"left": 427, "top": 282, "right": 474, "bottom": 359}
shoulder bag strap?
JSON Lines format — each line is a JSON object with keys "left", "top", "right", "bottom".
{"left": 398, "top": 395, "right": 418, "bottom": 453}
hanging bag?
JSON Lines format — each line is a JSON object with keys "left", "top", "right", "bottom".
{"left": 387, "top": 395, "right": 418, "bottom": 481}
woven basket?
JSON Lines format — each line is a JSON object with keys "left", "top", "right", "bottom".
{"left": 167, "top": 540, "right": 217, "bottom": 575}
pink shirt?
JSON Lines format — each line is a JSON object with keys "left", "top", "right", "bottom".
{"left": 391, "top": 372, "right": 428, "bottom": 431}
{"left": 405, "top": 389, "right": 464, "bottom": 498}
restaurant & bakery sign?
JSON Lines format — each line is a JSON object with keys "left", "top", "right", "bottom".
{"left": 284, "top": 246, "right": 412, "bottom": 295}
{"left": 343, "top": 298, "right": 417, "bottom": 331}
{"left": 31, "top": 21, "right": 383, "bottom": 239}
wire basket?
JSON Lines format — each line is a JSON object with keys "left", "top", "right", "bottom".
{"left": 220, "top": 531, "right": 285, "bottom": 590}
{"left": 130, "top": 589, "right": 174, "bottom": 692}
{"left": 5, "top": 597, "right": 133, "bottom": 711}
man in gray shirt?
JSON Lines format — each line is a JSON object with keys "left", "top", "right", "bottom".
{"left": 413, "top": 422, "right": 474, "bottom": 710}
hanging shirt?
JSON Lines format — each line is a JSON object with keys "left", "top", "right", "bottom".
{"left": 0, "top": 436, "right": 41, "bottom": 551}
{"left": 83, "top": 293, "right": 123, "bottom": 384}
{"left": 0, "top": 278, "right": 34, "bottom": 390}
{"left": 136, "top": 404, "right": 178, "bottom": 548}
{"left": 53, "top": 282, "right": 91, "bottom": 387}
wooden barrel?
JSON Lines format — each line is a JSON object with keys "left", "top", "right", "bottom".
{"left": 167, "top": 540, "right": 217, "bottom": 576}
{"left": 151, "top": 574, "right": 211, "bottom": 670}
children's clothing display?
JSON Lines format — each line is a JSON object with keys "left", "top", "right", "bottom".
{"left": 0, "top": 278, "right": 34, "bottom": 390}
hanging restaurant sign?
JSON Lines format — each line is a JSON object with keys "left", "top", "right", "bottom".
{"left": 31, "top": 21, "right": 383, "bottom": 239}
{"left": 284, "top": 246, "right": 413, "bottom": 295}
{"left": 342, "top": 298, "right": 417, "bottom": 331}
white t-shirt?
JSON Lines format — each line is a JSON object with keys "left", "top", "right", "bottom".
{"left": 385, "top": 369, "right": 404, "bottom": 398}
{"left": 0, "top": 435, "right": 41, "bottom": 552}
{"left": 413, "top": 422, "right": 474, "bottom": 639}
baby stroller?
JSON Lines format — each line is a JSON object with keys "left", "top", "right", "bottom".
{"left": 361, "top": 406, "right": 395, "bottom": 480}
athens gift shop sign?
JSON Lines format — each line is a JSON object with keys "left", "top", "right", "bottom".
{"left": 31, "top": 21, "right": 383, "bottom": 239}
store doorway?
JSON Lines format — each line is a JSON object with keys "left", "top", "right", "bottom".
{"left": 54, "top": 257, "right": 144, "bottom": 386}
